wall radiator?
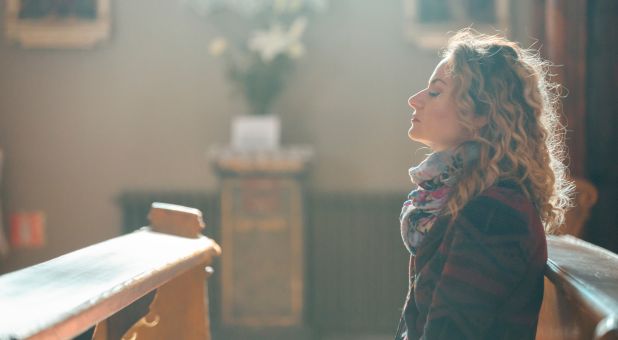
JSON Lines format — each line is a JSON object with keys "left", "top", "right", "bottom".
{"left": 118, "top": 191, "right": 409, "bottom": 334}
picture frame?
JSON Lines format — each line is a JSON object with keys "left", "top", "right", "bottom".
{"left": 403, "top": 0, "right": 510, "bottom": 50}
{"left": 4, "top": 0, "right": 110, "bottom": 49}
{"left": 0, "top": 148, "right": 8, "bottom": 258}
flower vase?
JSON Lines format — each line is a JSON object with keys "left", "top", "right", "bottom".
{"left": 231, "top": 114, "right": 281, "bottom": 151}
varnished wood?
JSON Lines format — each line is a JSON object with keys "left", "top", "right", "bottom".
{"left": 560, "top": 178, "right": 598, "bottom": 237}
{"left": 537, "top": 235, "right": 618, "bottom": 340}
{"left": 0, "top": 229, "right": 219, "bottom": 339}
{"left": 148, "top": 202, "right": 205, "bottom": 238}
{"left": 544, "top": 0, "right": 587, "bottom": 177}
{"left": 220, "top": 177, "right": 305, "bottom": 327}
{"left": 530, "top": 0, "right": 546, "bottom": 55}
{"left": 4, "top": 0, "right": 111, "bottom": 49}
{"left": 121, "top": 265, "right": 211, "bottom": 339}
{"left": 584, "top": 0, "right": 618, "bottom": 253}
{"left": 92, "top": 290, "right": 157, "bottom": 340}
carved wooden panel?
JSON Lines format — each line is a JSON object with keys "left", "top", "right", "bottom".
{"left": 220, "top": 177, "right": 304, "bottom": 326}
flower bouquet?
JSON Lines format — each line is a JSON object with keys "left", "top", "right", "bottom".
{"left": 189, "top": 0, "right": 328, "bottom": 115}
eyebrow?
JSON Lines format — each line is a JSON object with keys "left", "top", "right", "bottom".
{"left": 429, "top": 78, "right": 447, "bottom": 86}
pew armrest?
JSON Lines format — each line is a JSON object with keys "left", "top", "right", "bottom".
{"left": 0, "top": 229, "right": 220, "bottom": 339}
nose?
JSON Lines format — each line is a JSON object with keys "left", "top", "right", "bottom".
{"left": 408, "top": 90, "right": 424, "bottom": 110}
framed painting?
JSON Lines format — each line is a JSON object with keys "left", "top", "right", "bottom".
{"left": 403, "top": 0, "right": 510, "bottom": 50}
{"left": 4, "top": 0, "right": 110, "bottom": 49}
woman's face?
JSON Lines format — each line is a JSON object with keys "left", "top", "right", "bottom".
{"left": 408, "top": 59, "right": 468, "bottom": 152}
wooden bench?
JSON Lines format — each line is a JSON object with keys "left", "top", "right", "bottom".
{"left": 2, "top": 203, "right": 617, "bottom": 339}
{"left": 538, "top": 235, "right": 618, "bottom": 340}
{"left": 0, "top": 203, "right": 220, "bottom": 340}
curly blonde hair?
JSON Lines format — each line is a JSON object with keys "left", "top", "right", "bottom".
{"left": 442, "top": 29, "right": 573, "bottom": 233}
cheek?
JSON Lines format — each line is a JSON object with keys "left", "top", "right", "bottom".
{"left": 433, "top": 109, "right": 458, "bottom": 127}
{"left": 435, "top": 110, "right": 465, "bottom": 135}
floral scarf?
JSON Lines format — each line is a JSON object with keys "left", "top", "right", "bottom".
{"left": 400, "top": 144, "right": 479, "bottom": 255}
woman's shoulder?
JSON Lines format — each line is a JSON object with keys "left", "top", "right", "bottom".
{"left": 457, "top": 181, "right": 542, "bottom": 237}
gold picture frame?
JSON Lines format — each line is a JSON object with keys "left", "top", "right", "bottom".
{"left": 4, "top": 0, "right": 110, "bottom": 49}
{"left": 403, "top": 0, "right": 510, "bottom": 50}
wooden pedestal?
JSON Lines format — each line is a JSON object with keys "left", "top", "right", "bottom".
{"left": 211, "top": 147, "right": 313, "bottom": 338}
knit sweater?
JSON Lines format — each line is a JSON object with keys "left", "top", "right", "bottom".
{"left": 396, "top": 182, "right": 547, "bottom": 340}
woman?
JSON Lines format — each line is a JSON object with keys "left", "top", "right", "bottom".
{"left": 395, "top": 30, "right": 573, "bottom": 340}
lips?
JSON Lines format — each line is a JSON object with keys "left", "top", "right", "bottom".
{"left": 412, "top": 117, "right": 420, "bottom": 122}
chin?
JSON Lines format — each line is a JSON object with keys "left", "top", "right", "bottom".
{"left": 408, "top": 132, "right": 429, "bottom": 147}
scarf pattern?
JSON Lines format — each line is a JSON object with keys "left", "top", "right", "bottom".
{"left": 400, "top": 145, "right": 477, "bottom": 255}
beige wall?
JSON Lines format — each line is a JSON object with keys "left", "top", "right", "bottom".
{"left": 0, "top": 0, "right": 533, "bottom": 270}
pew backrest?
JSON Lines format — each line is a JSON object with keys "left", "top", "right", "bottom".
{"left": 538, "top": 235, "right": 618, "bottom": 340}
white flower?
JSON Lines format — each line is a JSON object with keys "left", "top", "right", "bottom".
{"left": 248, "top": 24, "right": 288, "bottom": 62}
{"left": 288, "top": 16, "right": 307, "bottom": 39}
{"left": 248, "top": 16, "right": 308, "bottom": 62}
{"left": 209, "top": 37, "right": 228, "bottom": 56}
{"left": 287, "top": 42, "right": 305, "bottom": 59}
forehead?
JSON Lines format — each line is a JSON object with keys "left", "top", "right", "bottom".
{"left": 429, "top": 59, "right": 452, "bottom": 83}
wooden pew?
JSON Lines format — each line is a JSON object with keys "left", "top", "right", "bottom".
{"left": 0, "top": 202, "right": 220, "bottom": 340}
{"left": 538, "top": 235, "right": 618, "bottom": 340}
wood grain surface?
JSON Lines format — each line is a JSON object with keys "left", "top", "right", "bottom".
{"left": 0, "top": 229, "right": 219, "bottom": 339}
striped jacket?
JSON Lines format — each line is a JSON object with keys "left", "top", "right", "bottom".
{"left": 396, "top": 182, "right": 547, "bottom": 340}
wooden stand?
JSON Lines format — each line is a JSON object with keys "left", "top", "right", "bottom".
{"left": 211, "top": 146, "right": 313, "bottom": 338}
